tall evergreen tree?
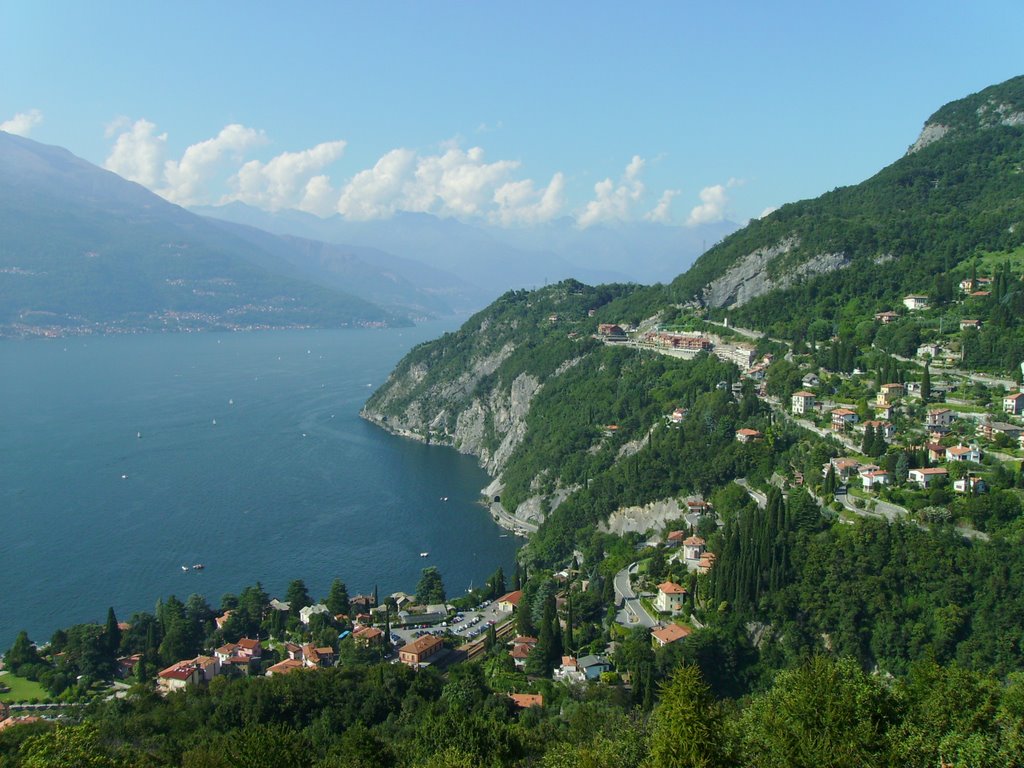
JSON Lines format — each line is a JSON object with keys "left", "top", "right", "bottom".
{"left": 104, "top": 607, "right": 122, "bottom": 657}
{"left": 862, "top": 423, "right": 876, "bottom": 455}
{"left": 921, "top": 363, "right": 932, "bottom": 404}
{"left": 325, "top": 579, "right": 350, "bottom": 616}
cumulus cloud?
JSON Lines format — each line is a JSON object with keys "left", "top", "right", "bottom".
{"left": 0, "top": 109, "right": 43, "bottom": 136}
{"left": 644, "top": 189, "right": 680, "bottom": 224}
{"left": 492, "top": 172, "right": 566, "bottom": 226}
{"left": 336, "top": 145, "right": 526, "bottom": 221}
{"left": 105, "top": 120, "right": 268, "bottom": 205}
{"left": 104, "top": 119, "right": 167, "bottom": 187}
{"left": 162, "top": 124, "right": 266, "bottom": 205}
{"left": 228, "top": 140, "right": 347, "bottom": 213}
{"left": 336, "top": 148, "right": 418, "bottom": 220}
{"left": 686, "top": 184, "right": 729, "bottom": 226}
{"left": 577, "top": 155, "right": 647, "bottom": 228}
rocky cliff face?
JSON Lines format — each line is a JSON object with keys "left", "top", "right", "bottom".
{"left": 699, "top": 236, "right": 851, "bottom": 309}
{"left": 362, "top": 361, "right": 541, "bottom": 476}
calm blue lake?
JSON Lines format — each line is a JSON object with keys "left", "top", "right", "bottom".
{"left": 0, "top": 322, "right": 519, "bottom": 650}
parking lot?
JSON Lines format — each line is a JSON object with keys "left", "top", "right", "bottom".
{"left": 389, "top": 598, "right": 509, "bottom": 647}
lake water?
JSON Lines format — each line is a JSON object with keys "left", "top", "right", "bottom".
{"left": 0, "top": 322, "right": 520, "bottom": 650}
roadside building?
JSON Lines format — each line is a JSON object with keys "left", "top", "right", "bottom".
{"left": 652, "top": 623, "right": 692, "bottom": 647}
{"left": 654, "top": 581, "right": 687, "bottom": 614}
{"left": 908, "top": 467, "right": 949, "bottom": 489}
{"left": 791, "top": 390, "right": 816, "bottom": 415}
{"left": 497, "top": 590, "right": 524, "bottom": 612}
{"left": 399, "top": 635, "right": 444, "bottom": 667}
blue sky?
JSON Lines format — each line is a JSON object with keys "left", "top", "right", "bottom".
{"left": 2, "top": 1, "right": 1021, "bottom": 227}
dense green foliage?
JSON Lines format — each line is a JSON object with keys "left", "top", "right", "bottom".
{"left": 4, "top": 653, "right": 1024, "bottom": 768}
{"left": 670, "top": 76, "right": 1024, "bottom": 347}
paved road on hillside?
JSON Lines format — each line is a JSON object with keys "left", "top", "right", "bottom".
{"left": 614, "top": 563, "right": 657, "bottom": 628}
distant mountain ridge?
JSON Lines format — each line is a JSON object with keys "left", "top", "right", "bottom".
{"left": 0, "top": 132, "right": 428, "bottom": 335}
{"left": 193, "top": 203, "right": 738, "bottom": 291}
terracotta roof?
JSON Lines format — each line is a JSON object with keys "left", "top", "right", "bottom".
{"left": 683, "top": 536, "right": 705, "bottom": 547}
{"left": 736, "top": 428, "right": 762, "bottom": 436}
{"left": 915, "top": 467, "right": 948, "bottom": 475}
{"left": 561, "top": 656, "right": 577, "bottom": 668}
{"left": 158, "top": 661, "right": 197, "bottom": 681}
{"left": 266, "top": 659, "right": 304, "bottom": 675}
{"left": 652, "top": 624, "right": 692, "bottom": 644}
{"left": 497, "top": 590, "right": 524, "bottom": 606}
{"left": 509, "top": 693, "right": 544, "bottom": 709}
{"left": 512, "top": 635, "right": 538, "bottom": 645}
{"left": 402, "top": 634, "right": 443, "bottom": 656}
{"left": 510, "top": 644, "right": 532, "bottom": 659}
{"left": 792, "top": 390, "right": 816, "bottom": 398}
{"left": 832, "top": 408, "right": 857, "bottom": 416}
{"left": 667, "top": 530, "right": 685, "bottom": 541}
{"left": 657, "top": 581, "right": 687, "bottom": 595}
{"left": 237, "top": 638, "right": 260, "bottom": 650}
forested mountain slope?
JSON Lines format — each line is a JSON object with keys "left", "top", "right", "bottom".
{"left": 0, "top": 132, "right": 407, "bottom": 333}
{"left": 364, "top": 76, "right": 1024, "bottom": 569}
{"left": 671, "top": 75, "right": 1024, "bottom": 339}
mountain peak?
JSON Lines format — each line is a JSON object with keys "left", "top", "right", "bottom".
{"left": 908, "top": 74, "right": 1024, "bottom": 154}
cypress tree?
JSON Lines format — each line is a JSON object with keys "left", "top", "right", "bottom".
{"left": 105, "top": 606, "right": 122, "bottom": 657}
{"left": 862, "top": 423, "right": 876, "bottom": 455}
{"left": 921, "top": 363, "right": 931, "bottom": 404}
{"left": 565, "top": 593, "right": 574, "bottom": 653}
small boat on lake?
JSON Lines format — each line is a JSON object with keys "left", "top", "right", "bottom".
{"left": 181, "top": 565, "right": 189, "bottom": 572}
{"left": 192, "top": 563, "right": 204, "bottom": 570}
{"left": 420, "top": 552, "right": 429, "bottom": 557}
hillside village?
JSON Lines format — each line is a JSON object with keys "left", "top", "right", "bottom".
{"left": 598, "top": 266, "right": 1024, "bottom": 525}
{"left": 8, "top": 268, "right": 1024, "bottom": 727}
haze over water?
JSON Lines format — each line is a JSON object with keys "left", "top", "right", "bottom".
{"left": 0, "top": 321, "right": 520, "bottom": 650}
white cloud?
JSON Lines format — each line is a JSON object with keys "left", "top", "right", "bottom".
{"left": 759, "top": 205, "right": 779, "bottom": 219}
{"left": 103, "top": 119, "right": 168, "bottom": 187}
{"left": 161, "top": 124, "right": 266, "bottom": 205}
{"left": 577, "top": 155, "right": 647, "bottom": 228}
{"left": 0, "top": 109, "right": 43, "bottom": 137}
{"left": 336, "top": 145, "right": 523, "bottom": 221}
{"left": 336, "top": 148, "right": 418, "bottom": 220}
{"left": 492, "top": 172, "right": 566, "bottom": 226}
{"left": 299, "top": 175, "right": 337, "bottom": 216}
{"left": 644, "top": 189, "right": 680, "bottom": 224}
{"left": 686, "top": 184, "right": 729, "bottom": 226}
{"left": 227, "top": 140, "right": 346, "bottom": 212}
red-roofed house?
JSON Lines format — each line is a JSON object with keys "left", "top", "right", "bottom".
{"left": 697, "top": 552, "right": 716, "bottom": 574}
{"left": 266, "top": 658, "right": 304, "bottom": 676}
{"left": 654, "top": 582, "right": 687, "bottom": 614}
{"left": 908, "top": 467, "right": 949, "bottom": 488}
{"left": 497, "top": 591, "right": 524, "bottom": 612}
{"left": 946, "top": 444, "right": 981, "bottom": 463}
{"left": 353, "top": 625, "right": 384, "bottom": 646}
{"left": 652, "top": 623, "right": 692, "bottom": 647}
{"left": 682, "top": 536, "right": 706, "bottom": 562}
{"left": 735, "top": 428, "right": 763, "bottom": 443}
{"left": 1004, "top": 393, "right": 1024, "bottom": 416}
{"left": 399, "top": 635, "right": 444, "bottom": 667}
{"left": 157, "top": 660, "right": 203, "bottom": 694}
{"left": 831, "top": 408, "right": 858, "bottom": 432}
{"left": 861, "top": 470, "right": 890, "bottom": 491}
{"left": 666, "top": 530, "right": 685, "bottom": 546}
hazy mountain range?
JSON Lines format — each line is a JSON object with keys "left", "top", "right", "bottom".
{"left": 0, "top": 129, "right": 738, "bottom": 336}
